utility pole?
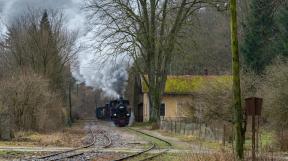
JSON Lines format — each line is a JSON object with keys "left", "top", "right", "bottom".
{"left": 68, "top": 78, "right": 72, "bottom": 126}
{"left": 230, "top": 0, "right": 245, "bottom": 159}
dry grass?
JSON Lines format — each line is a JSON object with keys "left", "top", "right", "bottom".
{"left": 0, "top": 126, "right": 86, "bottom": 147}
{"left": 158, "top": 130, "right": 222, "bottom": 150}
{"left": 149, "top": 151, "right": 287, "bottom": 161}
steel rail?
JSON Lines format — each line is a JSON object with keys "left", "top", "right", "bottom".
{"left": 113, "top": 143, "right": 155, "bottom": 161}
{"left": 112, "top": 127, "right": 172, "bottom": 161}
{"left": 34, "top": 128, "right": 96, "bottom": 160}
{"left": 52, "top": 129, "right": 112, "bottom": 161}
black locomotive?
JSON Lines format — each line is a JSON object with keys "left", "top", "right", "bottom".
{"left": 96, "top": 97, "right": 131, "bottom": 127}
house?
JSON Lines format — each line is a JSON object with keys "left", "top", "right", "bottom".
{"left": 133, "top": 75, "right": 232, "bottom": 122}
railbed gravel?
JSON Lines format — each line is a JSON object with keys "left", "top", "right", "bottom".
{"left": 15, "top": 121, "right": 147, "bottom": 161}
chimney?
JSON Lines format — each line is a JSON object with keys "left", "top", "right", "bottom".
{"left": 204, "top": 69, "right": 208, "bottom": 76}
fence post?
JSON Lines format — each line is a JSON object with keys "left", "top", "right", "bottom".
{"left": 174, "top": 121, "right": 177, "bottom": 133}
{"left": 204, "top": 124, "right": 207, "bottom": 138}
{"left": 223, "top": 124, "right": 226, "bottom": 146}
{"left": 179, "top": 121, "right": 181, "bottom": 134}
{"left": 192, "top": 122, "right": 195, "bottom": 135}
{"left": 184, "top": 121, "right": 186, "bottom": 135}
{"left": 170, "top": 120, "right": 173, "bottom": 133}
{"left": 198, "top": 124, "right": 201, "bottom": 138}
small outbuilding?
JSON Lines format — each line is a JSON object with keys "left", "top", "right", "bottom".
{"left": 133, "top": 75, "right": 231, "bottom": 122}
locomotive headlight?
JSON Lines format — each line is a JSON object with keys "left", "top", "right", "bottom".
{"left": 119, "top": 106, "right": 124, "bottom": 109}
{"left": 126, "top": 113, "right": 130, "bottom": 116}
{"left": 113, "top": 114, "right": 117, "bottom": 116}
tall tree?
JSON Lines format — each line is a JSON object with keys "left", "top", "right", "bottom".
{"left": 39, "top": 11, "right": 63, "bottom": 91}
{"left": 2, "top": 9, "right": 77, "bottom": 93}
{"left": 84, "top": 0, "right": 224, "bottom": 123}
{"left": 230, "top": 0, "right": 245, "bottom": 159}
{"left": 40, "top": 10, "right": 51, "bottom": 32}
{"left": 273, "top": 5, "right": 288, "bottom": 57}
{"left": 241, "top": 0, "right": 275, "bottom": 73}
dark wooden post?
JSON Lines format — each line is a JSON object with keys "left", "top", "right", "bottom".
{"left": 184, "top": 121, "right": 186, "bottom": 135}
{"left": 68, "top": 78, "right": 72, "bottom": 126}
{"left": 170, "top": 120, "right": 173, "bottom": 133}
{"left": 174, "top": 121, "right": 177, "bottom": 133}
{"left": 223, "top": 124, "right": 226, "bottom": 146}
{"left": 252, "top": 112, "right": 256, "bottom": 160}
{"left": 179, "top": 121, "right": 182, "bottom": 134}
{"left": 245, "top": 97, "right": 263, "bottom": 161}
{"left": 256, "top": 116, "right": 259, "bottom": 153}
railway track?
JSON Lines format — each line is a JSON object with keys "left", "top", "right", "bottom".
{"left": 30, "top": 123, "right": 112, "bottom": 161}
{"left": 113, "top": 127, "right": 172, "bottom": 161}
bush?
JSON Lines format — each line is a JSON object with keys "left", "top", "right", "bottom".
{"left": 258, "top": 58, "right": 288, "bottom": 150}
{"left": 259, "top": 59, "right": 288, "bottom": 130}
{"left": 0, "top": 71, "right": 67, "bottom": 134}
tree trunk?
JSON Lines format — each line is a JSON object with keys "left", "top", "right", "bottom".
{"left": 149, "top": 88, "right": 161, "bottom": 124}
{"left": 230, "top": 0, "right": 245, "bottom": 160}
{"left": 146, "top": 70, "right": 165, "bottom": 125}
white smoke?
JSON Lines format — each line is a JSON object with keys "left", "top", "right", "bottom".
{"left": 0, "top": 0, "right": 130, "bottom": 98}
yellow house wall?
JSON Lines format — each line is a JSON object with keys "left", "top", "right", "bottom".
{"left": 162, "top": 96, "right": 177, "bottom": 118}
{"left": 143, "top": 94, "right": 193, "bottom": 121}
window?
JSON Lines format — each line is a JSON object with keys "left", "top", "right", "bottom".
{"left": 160, "top": 103, "right": 165, "bottom": 116}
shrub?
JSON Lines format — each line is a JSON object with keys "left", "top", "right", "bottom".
{"left": 0, "top": 71, "right": 67, "bottom": 133}
{"left": 258, "top": 58, "right": 288, "bottom": 150}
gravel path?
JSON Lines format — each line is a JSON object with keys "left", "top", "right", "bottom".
{"left": 1, "top": 120, "right": 146, "bottom": 161}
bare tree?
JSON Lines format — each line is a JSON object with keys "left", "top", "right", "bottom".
{"left": 0, "top": 9, "right": 79, "bottom": 140}
{"left": 1, "top": 9, "right": 78, "bottom": 93}
{"left": 84, "top": 0, "right": 226, "bottom": 123}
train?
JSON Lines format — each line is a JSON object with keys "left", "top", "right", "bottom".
{"left": 95, "top": 97, "right": 131, "bottom": 127}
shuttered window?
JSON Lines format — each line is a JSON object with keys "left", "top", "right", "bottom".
{"left": 160, "top": 103, "right": 165, "bottom": 116}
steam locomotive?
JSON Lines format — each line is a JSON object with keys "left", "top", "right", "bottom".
{"left": 96, "top": 97, "right": 131, "bottom": 127}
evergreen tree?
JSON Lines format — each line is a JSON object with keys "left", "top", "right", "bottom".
{"left": 39, "top": 10, "right": 64, "bottom": 92}
{"left": 40, "top": 10, "right": 51, "bottom": 33}
{"left": 274, "top": 5, "right": 288, "bottom": 57}
{"left": 241, "top": 0, "right": 275, "bottom": 73}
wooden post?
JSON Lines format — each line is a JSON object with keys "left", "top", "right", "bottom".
{"left": 174, "top": 121, "right": 177, "bottom": 133}
{"left": 179, "top": 121, "right": 182, "bottom": 134}
{"left": 170, "top": 120, "right": 173, "bottom": 133}
{"left": 252, "top": 113, "right": 256, "bottom": 161}
{"left": 204, "top": 124, "right": 207, "bottom": 138}
{"left": 199, "top": 124, "right": 202, "bottom": 138}
{"left": 68, "top": 78, "right": 72, "bottom": 125}
{"left": 256, "top": 116, "right": 259, "bottom": 153}
{"left": 246, "top": 97, "right": 263, "bottom": 161}
{"left": 184, "top": 121, "right": 186, "bottom": 135}
{"left": 223, "top": 124, "right": 226, "bottom": 146}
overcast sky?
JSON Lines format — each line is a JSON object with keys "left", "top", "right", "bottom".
{"left": 0, "top": 0, "right": 129, "bottom": 98}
